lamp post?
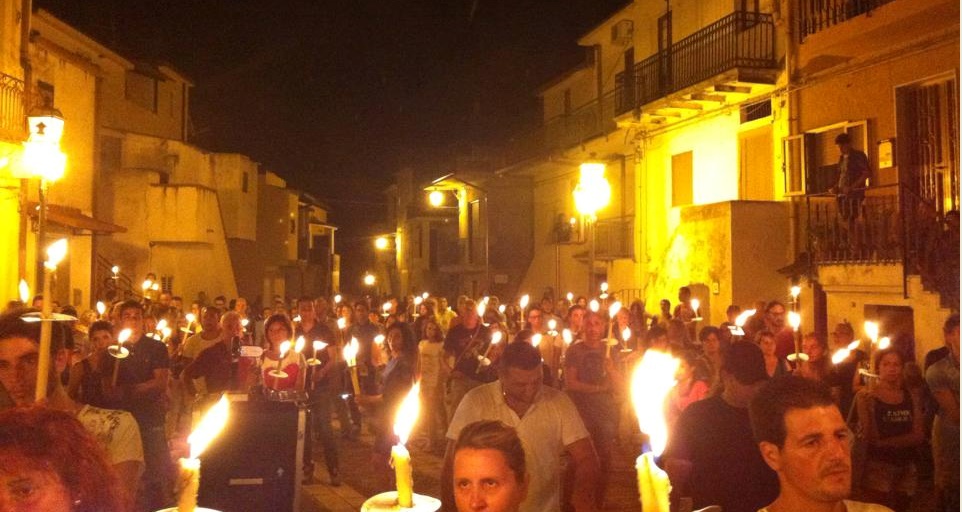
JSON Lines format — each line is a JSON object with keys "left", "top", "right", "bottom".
{"left": 573, "top": 162, "right": 611, "bottom": 295}
{"left": 22, "top": 106, "right": 67, "bottom": 292}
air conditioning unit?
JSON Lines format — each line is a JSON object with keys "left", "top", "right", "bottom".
{"left": 611, "top": 20, "right": 634, "bottom": 45}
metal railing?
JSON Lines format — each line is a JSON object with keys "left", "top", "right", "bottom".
{"left": 0, "top": 72, "right": 25, "bottom": 139}
{"left": 805, "top": 187, "right": 902, "bottom": 264}
{"left": 594, "top": 216, "right": 634, "bottom": 260}
{"left": 796, "top": 0, "right": 897, "bottom": 42}
{"left": 615, "top": 11, "right": 776, "bottom": 115}
{"left": 93, "top": 254, "right": 139, "bottom": 303}
{"left": 901, "top": 186, "right": 959, "bottom": 310}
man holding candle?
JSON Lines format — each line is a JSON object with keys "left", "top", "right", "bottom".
{"left": 443, "top": 300, "right": 491, "bottom": 423}
{"left": 750, "top": 376, "right": 892, "bottom": 512}
{"left": 443, "top": 341, "right": 600, "bottom": 512}
{"left": 0, "top": 309, "right": 145, "bottom": 506}
{"left": 662, "top": 341, "right": 777, "bottom": 512}
{"left": 349, "top": 301, "right": 380, "bottom": 395}
{"left": 114, "top": 299, "right": 174, "bottom": 510}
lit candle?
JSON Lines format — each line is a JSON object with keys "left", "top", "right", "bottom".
{"left": 531, "top": 333, "right": 542, "bottom": 348}
{"left": 96, "top": 301, "right": 107, "bottom": 318}
{"left": 498, "top": 304, "right": 506, "bottom": 315}
{"left": 391, "top": 382, "right": 421, "bottom": 508}
{"left": 589, "top": 299, "right": 600, "bottom": 313}
{"left": 622, "top": 327, "right": 632, "bottom": 349}
{"left": 630, "top": 350, "right": 678, "bottom": 512}
{"left": 111, "top": 265, "right": 120, "bottom": 278}
{"left": 480, "top": 330, "right": 503, "bottom": 361}
{"left": 176, "top": 395, "right": 230, "bottom": 512}
{"left": 566, "top": 292, "right": 574, "bottom": 302}
{"left": 731, "top": 309, "right": 756, "bottom": 338}
{"left": 308, "top": 340, "right": 327, "bottom": 366}
{"left": 788, "top": 311, "right": 802, "bottom": 361}
{"left": 790, "top": 285, "right": 801, "bottom": 310}
{"left": 110, "top": 328, "right": 132, "bottom": 387}
{"left": 690, "top": 298, "right": 701, "bottom": 321}
{"left": 35, "top": 238, "right": 67, "bottom": 402}
{"left": 334, "top": 294, "right": 342, "bottom": 305}
{"left": 864, "top": 321, "right": 879, "bottom": 374}
{"left": 606, "top": 301, "right": 621, "bottom": 358}
{"left": 268, "top": 340, "right": 292, "bottom": 384}
{"left": 18, "top": 279, "right": 30, "bottom": 304}
{"left": 343, "top": 337, "right": 361, "bottom": 395}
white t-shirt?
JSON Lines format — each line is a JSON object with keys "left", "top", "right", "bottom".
{"left": 447, "top": 381, "right": 590, "bottom": 512}
{"left": 76, "top": 404, "right": 145, "bottom": 465}
{"left": 759, "top": 500, "right": 893, "bottom": 512}
{"left": 181, "top": 332, "right": 221, "bottom": 360}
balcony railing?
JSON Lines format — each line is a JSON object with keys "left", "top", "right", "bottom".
{"left": 0, "top": 72, "right": 25, "bottom": 140}
{"left": 796, "top": 0, "right": 897, "bottom": 42}
{"left": 595, "top": 216, "right": 634, "bottom": 260}
{"left": 805, "top": 188, "right": 902, "bottom": 264}
{"left": 616, "top": 11, "right": 776, "bottom": 114}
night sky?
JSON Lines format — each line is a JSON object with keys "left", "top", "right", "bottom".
{"left": 35, "top": 0, "right": 626, "bottom": 289}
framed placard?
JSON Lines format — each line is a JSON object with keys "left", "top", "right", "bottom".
{"left": 878, "top": 139, "right": 895, "bottom": 169}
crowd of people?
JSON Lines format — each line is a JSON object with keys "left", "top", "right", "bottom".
{"left": 0, "top": 285, "right": 957, "bottom": 512}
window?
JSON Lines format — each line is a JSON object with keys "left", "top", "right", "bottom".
{"left": 672, "top": 151, "right": 693, "bottom": 207}
{"left": 783, "top": 121, "right": 868, "bottom": 195}
{"left": 161, "top": 275, "right": 174, "bottom": 294}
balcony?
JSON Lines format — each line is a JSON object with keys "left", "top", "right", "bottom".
{"left": 0, "top": 72, "right": 25, "bottom": 141}
{"left": 805, "top": 188, "right": 902, "bottom": 264}
{"left": 796, "top": 0, "right": 897, "bottom": 42}
{"left": 615, "top": 11, "right": 778, "bottom": 128}
{"left": 574, "top": 216, "right": 635, "bottom": 261}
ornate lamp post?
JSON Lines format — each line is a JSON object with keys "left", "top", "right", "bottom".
{"left": 573, "top": 162, "right": 611, "bottom": 294}
{"left": 22, "top": 105, "right": 67, "bottom": 291}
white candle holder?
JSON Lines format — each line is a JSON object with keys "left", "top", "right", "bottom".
{"left": 107, "top": 344, "right": 130, "bottom": 359}
{"left": 156, "top": 508, "right": 220, "bottom": 512}
{"left": 268, "top": 369, "right": 289, "bottom": 379}
{"left": 306, "top": 357, "right": 322, "bottom": 366}
{"left": 361, "top": 492, "right": 441, "bottom": 512}
{"left": 785, "top": 353, "right": 810, "bottom": 363}
{"left": 19, "top": 311, "right": 77, "bottom": 322}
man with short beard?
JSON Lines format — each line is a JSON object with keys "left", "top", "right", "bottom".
{"left": 751, "top": 376, "right": 892, "bottom": 512}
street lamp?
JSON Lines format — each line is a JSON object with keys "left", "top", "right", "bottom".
{"left": 426, "top": 175, "right": 490, "bottom": 294}
{"left": 21, "top": 105, "right": 66, "bottom": 295}
{"left": 375, "top": 236, "right": 390, "bottom": 251}
{"left": 573, "top": 162, "right": 610, "bottom": 294}
{"left": 428, "top": 190, "right": 445, "bottom": 207}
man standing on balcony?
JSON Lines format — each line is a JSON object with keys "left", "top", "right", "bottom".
{"left": 831, "top": 133, "right": 871, "bottom": 221}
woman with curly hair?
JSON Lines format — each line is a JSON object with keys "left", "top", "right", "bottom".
{"left": 0, "top": 406, "right": 126, "bottom": 511}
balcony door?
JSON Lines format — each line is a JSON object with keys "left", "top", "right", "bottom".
{"left": 897, "top": 75, "right": 960, "bottom": 216}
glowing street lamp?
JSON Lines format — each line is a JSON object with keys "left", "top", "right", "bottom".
{"left": 375, "top": 236, "right": 390, "bottom": 251}
{"left": 428, "top": 190, "right": 445, "bottom": 207}
{"left": 573, "top": 162, "right": 610, "bottom": 294}
{"left": 363, "top": 273, "right": 376, "bottom": 287}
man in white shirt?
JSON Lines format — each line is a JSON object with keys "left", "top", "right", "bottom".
{"left": 750, "top": 376, "right": 893, "bottom": 512}
{"left": 443, "top": 341, "right": 600, "bottom": 512}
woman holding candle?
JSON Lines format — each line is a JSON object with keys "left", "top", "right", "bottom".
{"left": 795, "top": 332, "right": 832, "bottom": 384}
{"left": 854, "top": 348, "right": 924, "bottom": 511}
{"left": 260, "top": 314, "right": 305, "bottom": 391}
{"left": 418, "top": 318, "right": 450, "bottom": 453}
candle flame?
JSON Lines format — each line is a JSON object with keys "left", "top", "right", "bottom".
{"left": 531, "top": 333, "right": 542, "bottom": 348}
{"left": 156, "top": 319, "right": 168, "bottom": 332}
{"left": 292, "top": 315, "right": 301, "bottom": 323}
{"left": 608, "top": 301, "right": 622, "bottom": 319}
{"left": 374, "top": 334, "right": 385, "bottom": 345}
{"left": 413, "top": 296, "right": 423, "bottom": 306}
{"left": 117, "top": 328, "right": 132, "bottom": 344}
{"left": 589, "top": 300, "right": 600, "bottom": 313}
{"left": 600, "top": 282, "right": 609, "bottom": 292}
{"left": 548, "top": 319, "right": 557, "bottom": 331}
{"left": 476, "top": 301, "right": 486, "bottom": 318}
{"left": 498, "top": 304, "right": 506, "bottom": 314}
{"left": 878, "top": 336, "right": 891, "bottom": 350}
{"left": 187, "top": 395, "right": 230, "bottom": 459}
{"left": 45, "top": 238, "right": 68, "bottom": 268}
{"left": 690, "top": 299, "right": 700, "bottom": 315}
{"left": 141, "top": 279, "right": 152, "bottom": 290}
{"left": 279, "top": 340, "right": 292, "bottom": 357}
{"left": 241, "top": 318, "right": 250, "bottom": 328}
{"left": 337, "top": 317, "right": 346, "bottom": 330}
{"left": 847, "top": 340, "right": 861, "bottom": 351}
{"left": 334, "top": 294, "right": 342, "bottom": 304}
{"left": 788, "top": 311, "right": 801, "bottom": 331}
{"left": 313, "top": 340, "right": 327, "bottom": 351}
{"left": 622, "top": 327, "right": 632, "bottom": 341}
{"left": 519, "top": 294, "right": 530, "bottom": 309}
{"left": 96, "top": 301, "right": 106, "bottom": 316}
{"left": 111, "top": 265, "right": 120, "bottom": 275}
{"left": 864, "top": 321, "right": 879, "bottom": 341}
{"left": 491, "top": 331, "right": 503, "bottom": 345}
{"left": 735, "top": 309, "right": 756, "bottom": 328}
{"left": 631, "top": 350, "right": 678, "bottom": 456}
{"left": 790, "top": 285, "right": 802, "bottom": 299}
{"left": 161, "top": 327, "right": 172, "bottom": 339}
{"left": 421, "top": 292, "right": 429, "bottom": 299}
{"left": 393, "top": 382, "right": 421, "bottom": 445}
{"left": 562, "top": 329, "right": 573, "bottom": 345}
{"left": 831, "top": 348, "right": 851, "bottom": 365}
{"left": 294, "top": 336, "right": 306, "bottom": 353}
{"left": 18, "top": 280, "right": 29, "bottom": 304}
{"left": 566, "top": 292, "right": 574, "bottom": 302}
{"left": 382, "top": 302, "right": 391, "bottom": 312}
{"left": 185, "top": 313, "right": 196, "bottom": 324}
{"left": 343, "top": 338, "right": 359, "bottom": 366}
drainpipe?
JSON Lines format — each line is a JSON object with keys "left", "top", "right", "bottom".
{"left": 783, "top": 0, "right": 801, "bottom": 267}
{"left": 17, "top": 0, "right": 32, "bottom": 285}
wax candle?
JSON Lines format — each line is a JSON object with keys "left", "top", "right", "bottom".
{"left": 392, "top": 382, "right": 421, "bottom": 508}
{"left": 630, "top": 350, "right": 678, "bottom": 512}
{"left": 35, "top": 239, "right": 67, "bottom": 402}
{"left": 177, "top": 395, "right": 230, "bottom": 512}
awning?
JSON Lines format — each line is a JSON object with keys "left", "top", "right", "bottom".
{"left": 27, "top": 202, "right": 127, "bottom": 234}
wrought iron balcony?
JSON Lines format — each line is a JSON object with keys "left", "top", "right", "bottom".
{"left": 594, "top": 216, "right": 635, "bottom": 261}
{"left": 805, "top": 188, "right": 902, "bottom": 264}
{"left": 796, "top": 0, "right": 897, "bottom": 42}
{"left": 0, "top": 72, "right": 25, "bottom": 141}
{"left": 615, "top": 10, "right": 776, "bottom": 115}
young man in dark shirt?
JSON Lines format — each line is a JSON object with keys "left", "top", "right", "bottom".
{"left": 663, "top": 341, "right": 778, "bottom": 512}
